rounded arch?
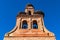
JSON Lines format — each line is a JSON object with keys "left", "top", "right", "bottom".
{"left": 22, "top": 20, "right": 28, "bottom": 29}
{"left": 32, "top": 20, "right": 38, "bottom": 29}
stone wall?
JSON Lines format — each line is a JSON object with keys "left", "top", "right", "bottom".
{"left": 4, "top": 36, "right": 56, "bottom": 40}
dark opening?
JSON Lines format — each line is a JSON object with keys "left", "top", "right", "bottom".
{"left": 28, "top": 11, "right": 31, "bottom": 15}
{"left": 33, "top": 20, "right": 38, "bottom": 29}
{"left": 22, "top": 20, "right": 28, "bottom": 29}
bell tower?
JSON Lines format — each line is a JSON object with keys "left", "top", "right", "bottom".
{"left": 4, "top": 4, "right": 56, "bottom": 40}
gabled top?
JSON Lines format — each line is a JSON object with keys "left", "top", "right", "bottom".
{"left": 17, "top": 4, "right": 44, "bottom": 17}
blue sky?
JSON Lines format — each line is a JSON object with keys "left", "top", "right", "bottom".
{"left": 0, "top": 0, "right": 59, "bottom": 40}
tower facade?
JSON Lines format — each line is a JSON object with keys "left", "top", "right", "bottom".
{"left": 4, "top": 4, "right": 56, "bottom": 40}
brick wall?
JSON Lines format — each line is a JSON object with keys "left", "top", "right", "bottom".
{"left": 4, "top": 36, "right": 56, "bottom": 40}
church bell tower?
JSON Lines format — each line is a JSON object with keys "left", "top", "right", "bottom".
{"left": 4, "top": 4, "right": 56, "bottom": 40}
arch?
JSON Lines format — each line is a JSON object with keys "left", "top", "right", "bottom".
{"left": 28, "top": 11, "right": 31, "bottom": 15}
{"left": 32, "top": 20, "right": 38, "bottom": 29}
{"left": 22, "top": 20, "right": 28, "bottom": 29}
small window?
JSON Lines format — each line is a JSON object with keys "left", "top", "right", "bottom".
{"left": 28, "top": 11, "right": 31, "bottom": 15}
{"left": 32, "top": 20, "right": 38, "bottom": 29}
{"left": 22, "top": 20, "right": 28, "bottom": 29}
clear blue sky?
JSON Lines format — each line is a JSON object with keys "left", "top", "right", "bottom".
{"left": 0, "top": 0, "right": 59, "bottom": 40}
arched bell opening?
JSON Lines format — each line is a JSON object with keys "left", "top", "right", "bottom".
{"left": 22, "top": 20, "right": 28, "bottom": 29}
{"left": 32, "top": 20, "right": 38, "bottom": 29}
